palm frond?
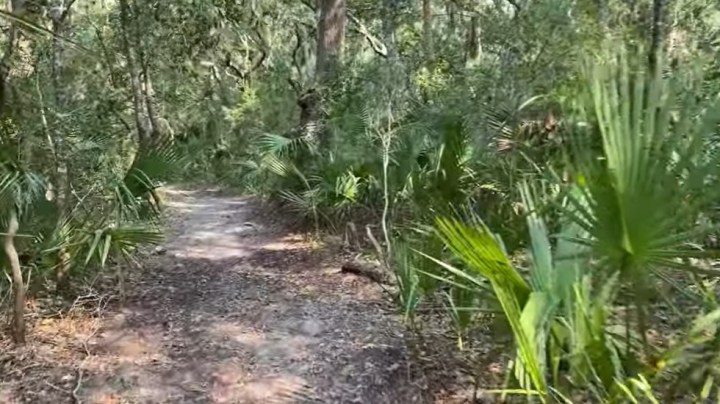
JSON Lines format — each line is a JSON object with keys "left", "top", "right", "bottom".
{"left": 258, "top": 133, "right": 310, "bottom": 155}
{"left": 124, "top": 136, "right": 184, "bottom": 198}
{"left": 434, "top": 216, "right": 549, "bottom": 395}
{"left": 566, "top": 47, "right": 720, "bottom": 280}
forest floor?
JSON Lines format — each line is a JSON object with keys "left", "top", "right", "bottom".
{"left": 0, "top": 187, "right": 488, "bottom": 403}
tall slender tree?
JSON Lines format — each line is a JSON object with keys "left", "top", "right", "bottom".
{"left": 118, "top": 0, "right": 149, "bottom": 145}
{"left": 49, "top": 0, "right": 76, "bottom": 288}
{"left": 5, "top": 208, "right": 23, "bottom": 343}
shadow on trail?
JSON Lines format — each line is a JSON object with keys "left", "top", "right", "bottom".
{"left": 75, "top": 189, "right": 429, "bottom": 404}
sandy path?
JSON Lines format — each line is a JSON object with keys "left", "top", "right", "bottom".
{"left": 67, "top": 188, "right": 427, "bottom": 403}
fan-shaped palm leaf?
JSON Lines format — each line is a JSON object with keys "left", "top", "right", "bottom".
{"left": 433, "top": 216, "right": 547, "bottom": 395}
{"left": 566, "top": 48, "right": 720, "bottom": 290}
{"left": 124, "top": 136, "right": 184, "bottom": 198}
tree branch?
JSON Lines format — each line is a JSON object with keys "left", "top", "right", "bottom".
{"left": 244, "top": 23, "right": 268, "bottom": 78}
{"left": 60, "top": 0, "right": 78, "bottom": 21}
{"left": 347, "top": 12, "right": 387, "bottom": 58}
{"left": 292, "top": 24, "right": 304, "bottom": 78}
{"left": 224, "top": 54, "right": 245, "bottom": 80}
{"left": 447, "top": 0, "right": 477, "bottom": 12}
{"left": 288, "top": 78, "right": 302, "bottom": 94}
{"left": 298, "top": 0, "right": 316, "bottom": 12}
{"left": 112, "top": 109, "right": 132, "bottom": 132}
{"left": 506, "top": 0, "right": 522, "bottom": 13}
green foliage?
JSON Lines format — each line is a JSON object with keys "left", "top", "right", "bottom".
{"left": 0, "top": 1, "right": 180, "bottom": 315}
{"left": 568, "top": 51, "right": 720, "bottom": 278}
{"left": 1, "top": 0, "right": 719, "bottom": 400}
{"left": 416, "top": 44, "right": 720, "bottom": 401}
{"left": 160, "top": 1, "right": 720, "bottom": 398}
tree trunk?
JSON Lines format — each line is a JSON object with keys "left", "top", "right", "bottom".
{"left": 298, "top": 88, "right": 320, "bottom": 132}
{"left": 118, "top": 0, "right": 149, "bottom": 145}
{"left": 0, "top": 0, "right": 25, "bottom": 117}
{"left": 131, "top": 0, "right": 160, "bottom": 140}
{"left": 50, "top": 1, "right": 73, "bottom": 205}
{"left": 383, "top": 0, "right": 398, "bottom": 61}
{"left": 648, "top": 0, "right": 666, "bottom": 73}
{"left": 50, "top": 0, "right": 75, "bottom": 289}
{"left": 446, "top": 1, "right": 456, "bottom": 34}
{"left": 466, "top": 14, "right": 481, "bottom": 62}
{"left": 315, "top": 0, "right": 346, "bottom": 83}
{"left": 300, "top": 0, "right": 346, "bottom": 145}
{"left": 422, "top": 0, "right": 432, "bottom": 56}
{"left": 141, "top": 60, "right": 160, "bottom": 138}
{"left": 5, "top": 210, "right": 24, "bottom": 344}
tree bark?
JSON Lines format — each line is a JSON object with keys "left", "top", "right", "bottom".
{"left": 299, "top": 0, "right": 346, "bottom": 145}
{"left": 5, "top": 210, "right": 25, "bottom": 344}
{"left": 315, "top": 0, "right": 346, "bottom": 83}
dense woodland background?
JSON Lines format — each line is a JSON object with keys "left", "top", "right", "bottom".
{"left": 3, "top": 0, "right": 720, "bottom": 401}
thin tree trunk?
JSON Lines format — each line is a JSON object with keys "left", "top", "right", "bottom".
{"left": 5, "top": 210, "right": 25, "bottom": 344}
{"left": 50, "top": 2, "right": 72, "bottom": 204}
{"left": 50, "top": 0, "right": 76, "bottom": 289}
{"left": 118, "top": 0, "right": 148, "bottom": 145}
{"left": 0, "top": 0, "right": 25, "bottom": 117}
{"left": 131, "top": 0, "right": 160, "bottom": 139}
{"left": 422, "top": 0, "right": 432, "bottom": 56}
{"left": 383, "top": 0, "right": 398, "bottom": 61}
{"left": 0, "top": 25, "right": 17, "bottom": 116}
{"left": 141, "top": 61, "right": 160, "bottom": 138}
{"left": 648, "top": 0, "right": 666, "bottom": 73}
{"left": 421, "top": 0, "right": 433, "bottom": 102}
{"left": 466, "top": 14, "right": 481, "bottom": 62}
{"left": 446, "top": 1, "right": 456, "bottom": 34}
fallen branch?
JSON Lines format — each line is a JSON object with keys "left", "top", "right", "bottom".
{"left": 363, "top": 225, "right": 397, "bottom": 300}
{"left": 72, "top": 365, "right": 84, "bottom": 403}
{"left": 43, "top": 360, "right": 85, "bottom": 403}
{"left": 43, "top": 381, "right": 71, "bottom": 394}
{"left": 341, "top": 261, "right": 388, "bottom": 284}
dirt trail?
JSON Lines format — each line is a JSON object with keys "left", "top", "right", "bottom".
{"left": 2, "top": 188, "right": 430, "bottom": 403}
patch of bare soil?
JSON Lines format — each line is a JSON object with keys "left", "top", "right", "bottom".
{"left": 1, "top": 187, "right": 474, "bottom": 403}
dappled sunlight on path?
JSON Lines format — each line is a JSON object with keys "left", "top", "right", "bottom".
{"left": 71, "top": 187, "right": 426, "bottom": 403}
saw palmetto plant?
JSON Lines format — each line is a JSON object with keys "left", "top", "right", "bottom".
{"left": 421, "top": 47, "right": 720, "bottom": 401}
{"left": 5, "top": 0, "right": 720, "bottom": 401}
{"left": 0, "top": 135, "right": 171, "bottom": 342}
